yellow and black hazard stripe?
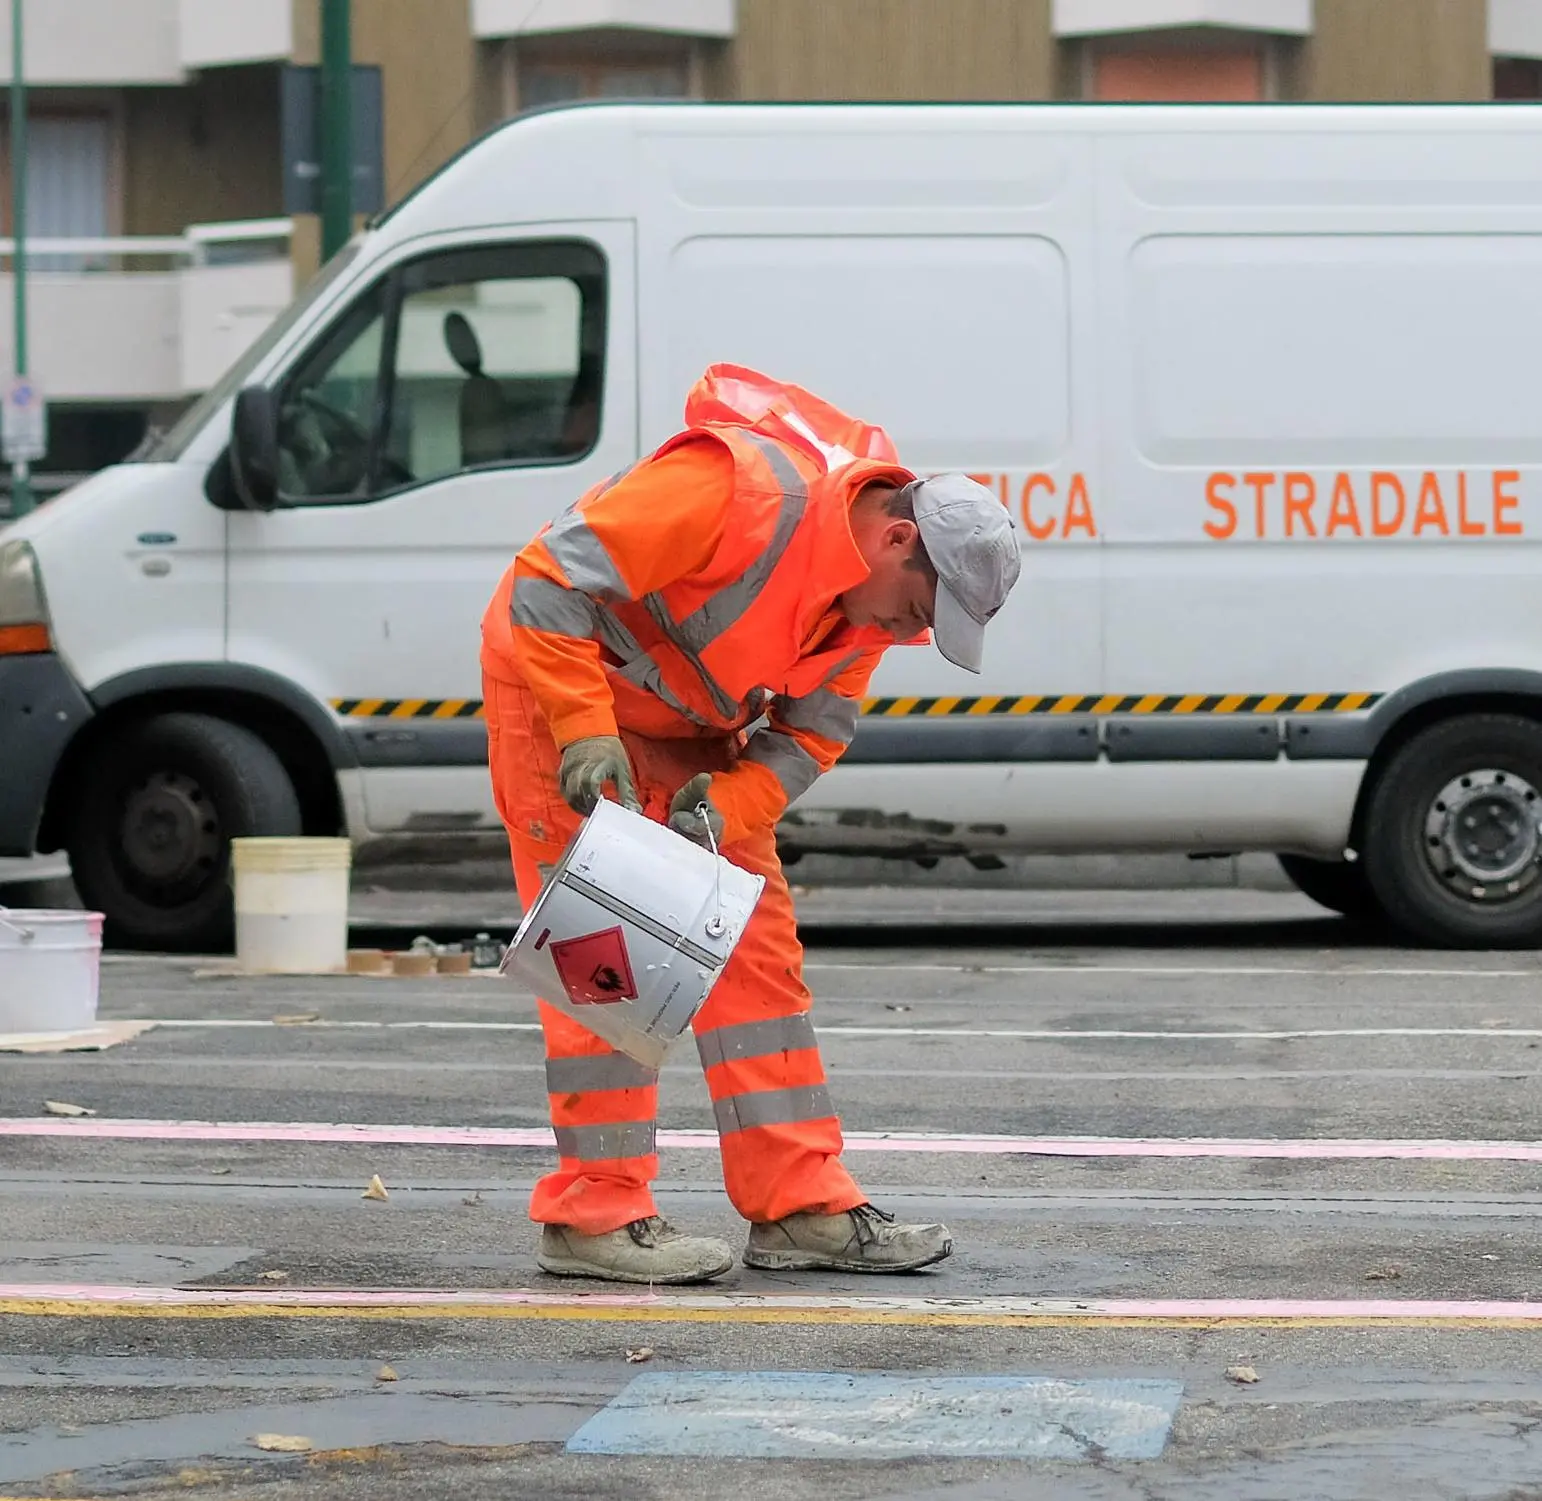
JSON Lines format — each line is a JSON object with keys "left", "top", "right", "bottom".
{"left": 333, "top": 693, "right": 1382, "bottom": 721}
{"left": 859, "top": 692, "right": 1382, "bottom": 718}
{"left": 332, "top": 698, "right": 486, "bottom": 720}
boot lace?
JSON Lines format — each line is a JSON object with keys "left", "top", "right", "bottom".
{"left": 849, "top": 1204, "right": 896, "bottom": 1245}
{"left": 626, "top": 1214, "right": 675, "bottom": 1247}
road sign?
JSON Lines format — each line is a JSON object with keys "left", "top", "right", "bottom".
{"left": 2, "top": 376, "right": 46, "bottom": 464}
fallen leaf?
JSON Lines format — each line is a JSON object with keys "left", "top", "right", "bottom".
{"left": 361, "top": 1174, "right": 390, "bottom": 1202}
{"left": 253, "top": 1433, "right": 313, "bottom": 1453}
{"left": 43, "top": 1100, "right": 95, "bottom": 1117}
{"left": 1482, "top": 1253, "right": 1501, "bottom": 1261}
{"left": 461, "top": 1191, "right": 484, "bottom": 1208}
{"left": 625, "top": 1346, "right": 654, "bottom": 1363}
{"left": 258, "top": 1269, "right": 290, "bottom": 1282}
{"left": 1364, "top": 1265, "right": 1403, "bottom": 1282}
{"left": 210, "top": 1166, "right": 233, "bottom": 1176}
{"left": 1225, "top": 1365, "right": 1260, "bottom": 1385}
{"left": 273, "top": 1013, "right": 321, "bottom": 1026}
{"left": 376, "top": 1364, "right": 399, "bottom": 1382}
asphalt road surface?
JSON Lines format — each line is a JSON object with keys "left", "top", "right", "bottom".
{"left": 4, "top": 889, "right": 1542, "bottom": 1500}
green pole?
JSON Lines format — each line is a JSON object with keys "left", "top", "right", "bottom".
{"left": 9, "top": 0, "right": 32, "bottom": 518}
{"left": 319, "top": 0, "right": 352, "bottom": 262}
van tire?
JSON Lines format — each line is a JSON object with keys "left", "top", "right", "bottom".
{"left": 66, "top": 712, "right": 302, "bottom": 953}
{"left": 1275, "top": 854, "right": 1383, "bottom": 925}
{"left": 1362, "top": 713, "right": 1542, "bottom": 948}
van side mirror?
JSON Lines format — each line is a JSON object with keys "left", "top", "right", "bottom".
{"left": 230, "top": 386, "right": 280, "bottom": 512}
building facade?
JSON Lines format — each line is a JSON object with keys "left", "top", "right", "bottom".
{"left": 2, "top": 0, "right": 1540, "bottom": 496}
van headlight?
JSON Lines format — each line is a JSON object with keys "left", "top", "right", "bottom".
{"left": 0, "top": 541, "right": 52, "bottom": 653}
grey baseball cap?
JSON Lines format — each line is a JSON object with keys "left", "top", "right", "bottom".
{"left": 909, "top": 474, "right": 1022, "bottom": 673}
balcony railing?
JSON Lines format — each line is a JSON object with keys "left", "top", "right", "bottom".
{"left": 0, "top": 218, "right": 295, "bottom": 404}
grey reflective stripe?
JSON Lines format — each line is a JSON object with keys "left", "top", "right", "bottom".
{"left": 743, "top": 730, "right": 823, "bottom": 802}
{"left": 696, "top": 1012, "right": 820, "bottom": 1071}
{"left": 671, "top": 433, "right": 810, "bottom": 655}
{"left": 510, "top": 575, "right": 602, "bottom": 639}
{"left": 642, "top": 593, "right": 742, "bottom": 719}
{"left": 713, "top": 1084, "right": 835, "bottom": 1136}
{"left": 552, "top": 1120, "right": 658, "bottom": 1160}
{"left": 546, "top": 1053, "right": 658, "bottom": 1094}
{"left": 544, "top": 509, "right": 630, "bottom": 599}
{"left": 775, "top": 688, "right": 859, "bottom": 746}
{"left": 818, "top": 651, "right": 864, "bottom": 690}
{"left": 612, "top": 651, "right": 715, "bottom": 726}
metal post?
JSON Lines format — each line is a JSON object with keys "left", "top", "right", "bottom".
{"left": 8, "top": 0, "right": 32, "bottom": 517}
{"left": 319, "top": 0, "right": 352, "bottom": 262}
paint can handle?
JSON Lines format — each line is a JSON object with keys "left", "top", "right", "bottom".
{"left": 697, "top": 803, "right": 728, "bottom": 939}
{"left": 0, "top": 906, "right": 36, "bottom": 942}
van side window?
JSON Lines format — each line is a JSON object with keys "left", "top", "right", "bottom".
{"left": 275, "top": 240, "right": 606, "bottom": 505}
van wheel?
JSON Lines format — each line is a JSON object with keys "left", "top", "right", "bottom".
{"left": 1275, "top": 854, "right": 1383, "bottom": 924}
{"left": 67, "top": 713, "right": 302, "bottom": 953}
{"left": 1362, "top": 714, "right": 1542, "bottom": 948}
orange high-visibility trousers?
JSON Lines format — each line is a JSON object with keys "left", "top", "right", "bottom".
{"left": 485, "top": 672, "right": 868, "bottom": 1235}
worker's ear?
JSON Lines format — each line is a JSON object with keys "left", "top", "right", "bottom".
{"left": 884, "top": 519, "right": 919, "bottom": 552}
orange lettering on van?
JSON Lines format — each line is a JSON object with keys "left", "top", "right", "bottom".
{"left": 1370, "top": 474, "right": 1406, "bottom": 537}
{"left": 1324, "top": 474, "right": 1363, "bottom": 537}
{"left": 1062, "top": 474, "right": 1097, "bottom": 539}
{"left": 1494, "top": 470, "right": 1523, "bottom": 535}
{"left": 1412, "top": 473, "right": 1450, "bottom": 537}
{"left": 1242, "top": 473, "right": 1275, "bottom": 539}
{"left": 1020, "top": 475, "right": 1058, "bottom": 541}
{"left": 1204, "top": 473, "right": 1238, "bottom": 540}
{"left": 1283, "top": 473, "right": 1318, "bottom": 538}
{"left": 1456, "top": 472, "right": 1486, "bottom": 537}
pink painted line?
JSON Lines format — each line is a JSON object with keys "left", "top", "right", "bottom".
{"left": 3, "top": 1284, "right": 1541, "bottom": 1322}
{"left": 4, "top": 1117, "right": 1542, "bottom": 1161}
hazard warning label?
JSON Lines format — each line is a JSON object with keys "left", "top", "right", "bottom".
{"left": 549, "top": 926, "right": 639, "bottom": 1006}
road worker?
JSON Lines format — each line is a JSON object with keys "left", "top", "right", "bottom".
{"left": 480, "top": 365, "right": 1021, "bottom": 1284}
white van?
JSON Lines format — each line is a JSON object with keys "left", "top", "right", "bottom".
{"left": 4, "top": 100, "right": 1542, "bottom": 950}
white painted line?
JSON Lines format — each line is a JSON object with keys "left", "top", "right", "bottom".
{"left": 127, "top": 1018, "right": 1542, "bottom": 1041}
{"left": 6, "top": 1117, "right": 1542, "bottom": 1161}
{"left": 804, "top": 962, "right": 1542, "bottom": 978}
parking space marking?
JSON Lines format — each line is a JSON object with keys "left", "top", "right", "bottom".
{"left": 5, "top": 1117, "right": 1542, "bottom": 1161}
{"left": 3, "top": 1285, "right": 1541, "bottom": 1328}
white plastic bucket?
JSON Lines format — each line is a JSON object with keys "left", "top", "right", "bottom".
{"left": 501, "top": 799, "right": 766, "bottom": 1069}
{"left": 231, "top": 837, "right": 351, "bottom": 974}
{"left": 0, "top": 908, "right": 104, "bottom": 1034}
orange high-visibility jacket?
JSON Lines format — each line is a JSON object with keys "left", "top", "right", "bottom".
{"left": 481, "top": 378, "right": 917, "bottom": 844}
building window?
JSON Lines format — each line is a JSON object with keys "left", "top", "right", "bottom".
{"left": 1494, "top": 58, "right": 1542, "bottom": 99}
{"left": 1, "top": 112, "right": 115, "bottom": 270}
{"left": 1091, "top": 43, "right": 1266, "bottom": 101}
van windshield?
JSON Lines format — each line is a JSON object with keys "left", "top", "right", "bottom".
{"left": 142, "top": 244, "right": 363, "bottom": 462}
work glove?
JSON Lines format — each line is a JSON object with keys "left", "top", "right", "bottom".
{"left": 668, "top": 772, "right": 726, "bottom": 849}
{"left": 558, "top": 735, "right": 640, "bottom": 816}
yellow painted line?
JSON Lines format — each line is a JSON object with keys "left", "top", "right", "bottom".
{"left": 3, "top": 1298, "right": 1538, "bottom": 1332}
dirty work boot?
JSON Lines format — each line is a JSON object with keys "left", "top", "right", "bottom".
{"left": 743, "top": 1204, "right": 953, "bottom": 1273}
{"left": 537, "top": 1215, "right": 734, "bottom": 1285}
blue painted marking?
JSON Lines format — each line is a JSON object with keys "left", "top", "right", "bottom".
{"left": 566, "top": 1372, "right": 1182, "bottom": 1461}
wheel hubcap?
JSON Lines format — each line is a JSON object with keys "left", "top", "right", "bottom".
{"left": 1422, "top": 768, "right": 1542, "bottom": 902}
{"left": 120, "top": 771, "right": 221, "bottom": 887}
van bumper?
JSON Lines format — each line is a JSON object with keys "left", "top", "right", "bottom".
{"left": 0, "top": 654, "right": 94, "bottom": 857}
